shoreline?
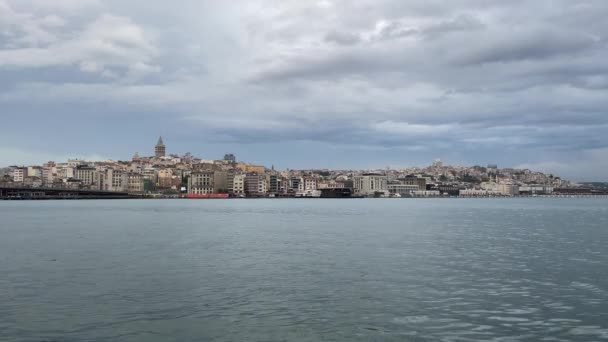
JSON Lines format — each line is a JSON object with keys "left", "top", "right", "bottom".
{"left": 2, "top": 195, "right": 608, "bottom": 201}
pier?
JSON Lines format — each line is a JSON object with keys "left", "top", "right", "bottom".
{"left": 0, "top": 187, "right": 139, "bottom": 200}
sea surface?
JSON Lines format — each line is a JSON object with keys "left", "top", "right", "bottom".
{"left": 1, "top": 198, "right": 608, "bottom": 342}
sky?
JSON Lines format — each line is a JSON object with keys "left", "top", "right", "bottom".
{"left": 1, "top": 0, "right": 607, "bottom": 181}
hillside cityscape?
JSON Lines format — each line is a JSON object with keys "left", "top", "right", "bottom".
{"left": 1, "top": 137, "right": 606, "bottom": 199}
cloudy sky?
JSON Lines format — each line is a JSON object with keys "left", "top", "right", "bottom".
{"left": 1, "top": 0, "right": 607, "bottom": 180}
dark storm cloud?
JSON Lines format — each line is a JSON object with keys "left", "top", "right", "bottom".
{"left": 451, "top": 29, "right": 598, "bottom": 65}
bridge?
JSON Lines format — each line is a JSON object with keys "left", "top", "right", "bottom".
{"left": 0, "top": 186, "right": 141, "bottom": 200}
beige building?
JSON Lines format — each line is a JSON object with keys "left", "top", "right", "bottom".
{"left": 99, "top": 169, "right": 127, "bottom": 192}
{"left": 157, "top": 169, "right": 175, "bottom": 188}
{"left": 303, "top": 177, "right": 318, "bottom": 190}
{"left": 188, "top": 170, "right": 228, "bottom": 194}
{"left": 318, "top": 180, "right": 346, "bottom": 189}
{"left": 498, "top": 183, "right": 519, "bottom": 196}
{"left": 403, "top": 176, "right": 426, "bottom": 190}
{"left": 27, "top": 166, "right": 42, "bottom": 178}
{"left": 74, "top": 166, "right": 99, "bottom": 188}
{"left": 127, "top": 173, "right": 144, "bottom": 193}
{"left": 232, "top": 174, "right": 245, "bottom": 195}
{"left": 245, "top": 173, "right": 267, "bottom": 196}
{"left": 236, "top": 163, "right": 265, "bottom": 174}
{"left": 353, "top": 173, "right": 388, "bottom": 197}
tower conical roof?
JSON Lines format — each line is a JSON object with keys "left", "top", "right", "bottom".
{"left": 156, "top": 136, "right": 164, "bottom": 146}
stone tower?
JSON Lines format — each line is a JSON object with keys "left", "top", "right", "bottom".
{"left": 155, "top": 136, "right": 166, "bottom": 158}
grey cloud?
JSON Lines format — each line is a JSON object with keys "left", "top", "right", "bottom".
{"left": 451, "top": 29, "right": 598, "bottom": 65}
{"left": 324, "top": 30, "right": 361, "bottom": 45}
{"left": 422, "top": 14, "right": 485, "bottom": 38}
{"left": 2, "top": 0, "right": 608, "bottom": 179}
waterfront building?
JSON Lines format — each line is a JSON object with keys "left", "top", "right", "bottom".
{"left": 99, "top": 169, "right": 127, "bottom": 192}
{"left": 140, "top": 168, "right": 157, "bottom": 181}
{"left": 231, "top": 173, "right": 245, "bottom": 195}
{"left": 245, "top": 173, "right": 267, "bottom": 196}
{"left": 157, "top": 169, "right": 174, "bottom": 188}
{"left": 303, "top": 177, "right": 318, "bottom": 191}
{"left": 232, "top": 174, "right": 245, "bottom": 195}
{"left": 188, "top": 170, "right": 228, "bottom": 194}
{"left": 388, "top": 184, "right": 419, "bottom": 196}
{"left": 481, "top": 181, "right": 499, "bottom": 191}
{"left": 460, "top": 189, "right": 499, "bottom": 197}
{"left": 498, "top": 183, "right": 519, "bottom": 196}
{"left": 519, "top": 185, "right": 553, "bottom": 195}
{"left": 74, "top": 166, "right": 99, "bottom": 189}
{"left": 411, "top": 190, "right": 442, "bottom": 197}
{"left": 155, "top": 136, "right": 166, "bottom": 158}
{"left": 437, "top": 185, "right": 460, "bottom": 196}
{"left": 402, "top": 175, "right": 427, "bottom": 190}
{"left": 56, "top": 164, "right": 75, "bottom": 180}
{"left": 188, "top": 170, "right": 215, "bottom": 195}
{"left": 353, "top": 173, "right": 388, "bottom": 197}
{"left": 41, "top": 165, "right": 55, "bottom": 186}
{"left": 267, "top": 174, "right": 279, "bottom": 194}
{"left": 289, "top": 177, "right": 301, "bottom": 193}
{"left": 9, "top": 166, "right": 26, "bottom": 182}
{"left": 126, "top": 173, "right": 144, "bottom": 193}
{"left": 318, "top": 180, "right": 346, "bottom": 189}
{"left": 226, "top": 171, "right": 235, "bottom": 193}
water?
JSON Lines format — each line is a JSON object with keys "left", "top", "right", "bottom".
{"left": 1, "top": 198, "right": 607, "bottom": 342}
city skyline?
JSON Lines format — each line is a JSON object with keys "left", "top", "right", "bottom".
{"left": 0, "top": 135, "right": 604, "bottom": 182}
{"left": 2, "top": 136, "right": 581, "bottom": 199}
{"left": 1, "top": 1, "right": 608, "bottom": 181}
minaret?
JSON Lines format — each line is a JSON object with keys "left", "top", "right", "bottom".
{"left": 155, "top": 136, "right": 166, "bottom": 158}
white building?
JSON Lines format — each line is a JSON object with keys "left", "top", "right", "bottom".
{"left": 303, "top": 177, "right": 318, "bottom": 190}
{"left": 519, "top": 186, "right": 553, "bottom": 195}
{"left": 56, "top": 164, "right": 75, "bottom": 180}
{"left": 388, "top": 184, "right": 419, "bottom": 196}
{"left": 411, "top": 190, "right": 441, "bottom": 197}
{"left": 10, "top": 167, "right": 25, "bottom": 182}
{"left": 460, "top": 189, "right": 500, "bottom": 197}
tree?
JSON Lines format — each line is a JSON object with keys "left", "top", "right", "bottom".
{"left": 181, "top": 175, "right": 189, "bottom": 188}
{"left": 162, "top": 188, "right": 178, "bottom": 195}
